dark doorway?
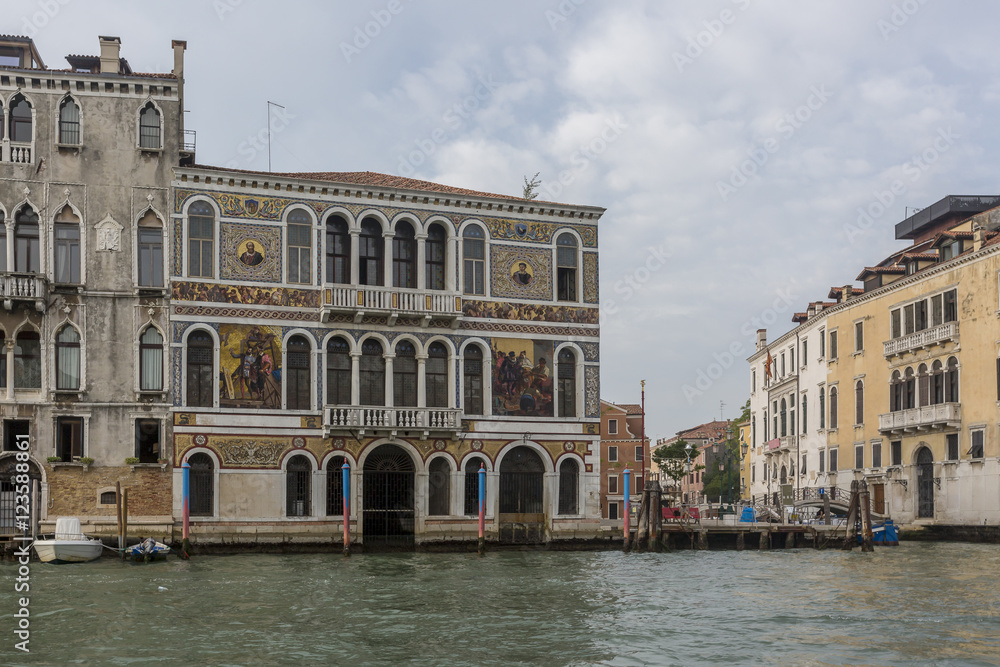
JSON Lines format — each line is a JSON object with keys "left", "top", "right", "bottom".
{"left": 363, "top": 445, "right": 415, "bottom": 548}
{"left": 499, "top": 446, "right": 546, "bottom": 544}
{"left": 916, "top": 447, "right": 934, "bottom": 518}
{"left": 0, "top": 457, "right": 42, "bottom": 536}
{"left": 188, "top": 453, "right": 214, "bottom": 517}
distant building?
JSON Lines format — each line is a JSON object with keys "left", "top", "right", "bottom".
{"left": 656, "top": 420, "right": 729, "bottom": 504}
{"left": 599, "top": 400, "right": 645, "bottom": 523}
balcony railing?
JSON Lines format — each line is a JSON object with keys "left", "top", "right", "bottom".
{"left": 765, "top": 436, "right": 794, "bottom": 454}
{"left": 883, "top": 322, "right": 958, "bottom": 358}
{"left": 878, "top": 402, "right": 961, "bottom": 434}
{"left": 324, "top": 405, "right": 463, "bottom": 436}
{"left": 2, "top": 140, "right": 32, "bottom": 164}
{"left": 0, "top": 273, "right": 46, "bottom": 311}
{"left": 323, "top": 285, "right": 462, "bottom": 324}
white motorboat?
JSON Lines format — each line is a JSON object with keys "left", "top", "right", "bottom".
{"left": 33, "top": 517, "right": 104, "bottom": 564}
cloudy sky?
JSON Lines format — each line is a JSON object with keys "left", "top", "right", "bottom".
{"left": 11, "top": 0, "right": 999, "bottom": 441}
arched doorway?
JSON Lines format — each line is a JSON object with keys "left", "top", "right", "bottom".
{"left": 916, "top": 447, "right": 934, "bottom": 518}
{"left": 363, "top": 445, "right": 415, "bottom": 547}
{"left": 498, "top": 446, "right": 546, "bottom": 544}
{"left": 780, "top": 465, "right": 787, "bottom": 485}
{"left": 0, "top": 457, "right": 42, "bottom": 537}
{"left": 188, "top": 453, "right": 214, "bottom": 517}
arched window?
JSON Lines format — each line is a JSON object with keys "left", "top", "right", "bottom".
{"left": 773, "top": 401, "right": 778, "bottom": 439}
{"left": 139, "top": 326, "right": 163, "bottom": 391}
{"left": 0, "top": 209, "right": 5, "bottom": 272}
{"left": 426, "top": 342, "right": 448, "bottom": 408}
{"left": 558, "top": 458, "right": 579, "bottom": 515}
{"left": 326, "top": 455, "right": 346, "bottom": 516}
{"left": 286, "top": 335, "right": 311, "bottom": 410}
{"left": 14, "top": 205, "right": 40, "bottom": 273}
{"left": 394, "top": 340, "right": 417, "bottom": 407}
{"left": 186, "top": 330, "right": 214, "bottom": 407}
{"left": 137, "top": 210, "right": 164, "bottom": 287}
{"left": 187, "top": 201, "right": 214, "bottom": 278}
{"left": 325, "top": 336, "right": 351, "bottom": 405}
{"left": 819, "top": 388, "right": 825, "bottom": 429}
{"left": 931, "top": 361, "right": 944, "bottom": 404}
{"left": 59, "top": 96, "right": 80, "bottom": 145}
{"left": 904, "top": 368, "right": 915, "bottom": 409}
{"left": 855, "top": 380, "right": 864, "bottom": 425}
{"left": 557, "top": 347, "right": 577, "bottom": 418}
{"left": 829, "top": 386, "right": 838, "bottom": 429}
{"left": 325, "top": 216, "right": 350, "bottom": 284}
{"left": 393, "top": 221, "right": 416, "bottom": 288}
{"left": 359, "top": 338, "right": 385, "bottom": 405}
{"left": 287, "top": 209, "right": 312, "bottom": 284}
{"left": 0, "top": 331, "right": 6, "bottom": 389}
{"left": 14, "top": 331, "right": 41, "bottom": 389}
{"left": 464, "top": 458, "right": 486, "bottom": 516}
{"left": 463, "top": 345, "right": 484, "bottom": 415}
{"left": 189, "top": 453, "right": 214, "bottom": 517}
{"left": 556, "top": 233, "right": 579, "bottom": 302}
{"left": 139, "top": 102, "right": 161, "bottom": 149}
{"left": 945, "top": 357, "right": 959, "bottom": 402}
{"left": 780, "top": 398, "right": 787, "bottom": 437}
{"left": 359, "top": 219, "right": 384, "bottom": 286}
{"left": 801, "top": 394, "right": 807, "bottom": 433}
{"left": 286, "top": 455, "right": 312, "bottom": 517}
{"left": 53, "top": 204, "right": 81, "bottom": 284}
{"left": 9, "top": 94, "right": 31, "bottom": 143}
{"left": 428, "top": 458, "right": 450, "bottom": 516}
{"left": 462, "top": 226, "right": 485, "bottom": 295}
{"left": 890, "top": 370, "right": 902, "bottom": 411}
{"left": 55, "top": 325, "right": 80, "bottom": 390}
{"left": 426, "top": 223, "right": 446, "bottom": 290}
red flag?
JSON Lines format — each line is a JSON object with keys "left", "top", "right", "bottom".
{"left": 764, "top": 349, "right": 773, "bottom": 381}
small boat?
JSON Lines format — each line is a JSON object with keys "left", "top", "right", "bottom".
{"left": 33, "top": 517, "right": 104, "bottom": 564}
{"left": 124, "top": 537, "right": 171, "bottom": 561}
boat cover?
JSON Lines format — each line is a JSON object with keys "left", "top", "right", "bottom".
{"left": 54, "top": 517, "right": 86, "bottom": 540}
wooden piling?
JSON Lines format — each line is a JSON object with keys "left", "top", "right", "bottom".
{"left": 842, "top": 481, "right": 860, "bottom": 551}
{"left": 759, "top": 530, "right": 770, "bottom": 550}
{"left": 823, "top": 492, "right": 831, "bottom": 526}
{"left": 115, "top": 481, "right": 123, "bottom": 556}
{"left": 860, "top": 481, "right": 874, "bottom": 552}
{"left": 122, "top": 487, "right": 129, "bottom": 558}
{"left": 697, "top": 530, "right": 708, "bottom": 550}
{"left": 736, "top": 531, "right": 745, "bottom": 551}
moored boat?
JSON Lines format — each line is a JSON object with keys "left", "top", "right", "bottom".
{"left": 124, "top": 537, "right": 171, "bottom": 561}
{"left": 33, "top": 517, "right": 104, "bottom": 564}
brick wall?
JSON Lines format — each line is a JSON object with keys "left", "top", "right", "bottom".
{"left": 46, "top": 465, "right": 173, "bottom": 518}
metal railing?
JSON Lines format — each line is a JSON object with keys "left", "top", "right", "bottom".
{"left": 883, "top": 322, "right": 958, "bottom": 357}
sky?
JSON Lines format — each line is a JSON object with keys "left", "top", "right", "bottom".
{"left": 10, "top": 0, "right": 1000, "bottom": 442}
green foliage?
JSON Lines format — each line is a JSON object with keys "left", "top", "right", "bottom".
{"left": 79, "top": 457, "right": 94, "bottom": 465}
{"left": 124, "top": 457, "right": 140, "bottom": 465}
{"left": 46, "top": 456, "right": 60, "bottom": 463}
{"left": 522, "top": 172, "right": 541, "bottom": 200}
{"left": 652, "top": 438, "right": 704, "bottom": 491}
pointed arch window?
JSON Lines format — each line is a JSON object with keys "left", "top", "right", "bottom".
{"left": 186, "top": 330, "right": 214, "bottom": 407}
{"left": 463, "top": 226, "right": 485, "bottom": 295}
{"left": 426, "top": 223, "right": 446, "bottom": 290}
{"left": 139, "top": 102, "right": 161, "bottom": 149}
{"left": 428, "top": 458, "right": 450, "bottom": 516}
{"left": 14, "top": 206, "right": 40, "bottom": 273}
{"left": 359, "top": 219, "right": 383, "bottom": 286}
{"left": 558, "top": 458, "right": 579, "bottom": 515}
{"left": 55, "top": 325, "right": 81, "bottom": 390}
{"left": 359, "top": 339, "right": 385, "bottom": 405}
{"left": 394, "top": 340, "right": 417, "bottom": 407}
{"left": 325, "top": 336, "right": 352, "bottom": 405}
{"left": 393, "top": 221, "right": 416, "bottom": 288}
{"left": 187, "top": 201, "right": 214, "bottom": 278}
{"left": 14, "top": 331, "right": 41, "bottom": 389}
{"left": 53, "top": 204, "right": 81, "bottom": 284}
{"left": 558, "top": 347, "right": 577, "bottom": 418}
{"left": 556, "top": 233, "right": 579, "bottom": 302}
{"left": 286, "top": 335, "right": 311, "bottom": 410}
{"left": 426, "top": 342, "right": 448, "bottom": 408}
{"left": 287, "top": 209, "right": 312, "bottom": 284}
{"left": 59, "top": 96, "right": 80, "bottom": 145}
{"left": 463, "top": 345, "right": 484, "bottom": 415}
{"left": 325, "top": 216, "right": 350, "bottom": 284}
{"left": 139, "top": 326, "right": 164, "bottom": 391}
{"left": 138, "top": 210, "right": 164, "bottom": 287}
{"left": 9, "top": 94, "right": 31, "bottom": 143}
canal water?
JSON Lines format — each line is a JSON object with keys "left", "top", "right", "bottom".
{"left": 3, "top": 542, "right": 1000, "bottom": 666}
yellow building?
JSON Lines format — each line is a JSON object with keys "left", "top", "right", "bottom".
{"left": 737, "top": 419, "right": 751, "bottom": 499}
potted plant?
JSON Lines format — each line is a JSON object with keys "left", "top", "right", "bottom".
{"left": 46, "top": 456, "right": 61, "bottom": 463}
{"left": 124, "top": 457, "right": 139, "bottom": 465}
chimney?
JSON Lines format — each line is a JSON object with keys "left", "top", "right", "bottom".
{"left": 756, "top": 329, "right": 767, "bottom": 352}
{"left": 98, "top": 35, "right": 121, "bottom": 75}
{"left": 973, "top": 225, "right": 986, "bottom": 252}
{"left": 842, "top": 285, "right": 854, "bottom": 301}
{"left": 172, "top": 40, "right": 187, "bottom": 134}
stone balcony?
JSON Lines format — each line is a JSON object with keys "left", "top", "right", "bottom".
{"left": 883, "top": 322, "right": 958, "bottom": 358}
{"left": 764, "top": 436, "right": 793, "bottom": 454}
{"left": 1, "top": 273, "right": 46, "bottom": 311}
{"left": 324, "top": 405, "right": 463, "bottom": 438}
{"left": 1, "top": 140, "right": 32, "bottom": 164}
{"left": 322, "top": 284, "right": 462, "bottom": 326}
{"left": 878, "top": 402, "right": 961, "bottom": 435}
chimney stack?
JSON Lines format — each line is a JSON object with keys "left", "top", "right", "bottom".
{"left": 98, "top": 36, "right": 121, "bottom": 75}
{"left": 756, "top": 329, "right": 767, "bottom": 352}
{"left": 842, "top": 285, "right": 854, "bottom": 302}
{"left": 172, "top": 40, "right": 187, "bottom": 134}
{"left": 973, "top": 224, "right": 986, "bottom": 252}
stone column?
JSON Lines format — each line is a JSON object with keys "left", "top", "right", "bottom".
{"left": 384, "top": 354, "right": 395, "bottom": 407}
{"left": 415, "top": 233, "right": 427, "bottom": 291}
{"left": 416, "top": 354, "right": 427, "bottom": 407}
{"left": 350, "top": 352, "right": 360, "bottom": 406}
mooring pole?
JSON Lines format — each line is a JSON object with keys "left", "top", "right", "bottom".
{"left": 342, "top": 461, "right": 351, "bottom": 556}
{"left": 623, "top": 468, "right": 631, "bottom": 552}
{"left": 122, "top": 487, "right": 129, "bottom": 556}
{"left": 478, "top": 464, "right": 486, "bottom": 555}
{"left": 181, "top": 460, "right": 191, "bottom": 556}
{"left": 116, "top": 481, "right": 123, "bottom": 556}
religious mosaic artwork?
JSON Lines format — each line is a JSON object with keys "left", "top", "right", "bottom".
{"left": 173, "top": 281, "right": 319, "bottom": 308}
{"left": 492, "top": 337, "right": 554, "bottom": 417}
{"left": 583, "top": 252, "right": 599, "bottom": 304}
{"left": 219, "top": 324, "right": 283, "bottom": 409}
{"left": 462, "top": 300, "right": 599, "bottom": 325}
{"left": 485, "top": 218, "right": 597, "bottom": 248}
{"left": 585, "top": 365, "right": 600, "bottom": 418}
{"left": 220, "top": 223, "right": 282, "bottom": 283}
{"left": 490, "top": 246, "right": 552, "bottom": 300}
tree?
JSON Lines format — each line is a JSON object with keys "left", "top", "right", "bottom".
{"left": 652, "top": 439, "right": 703, "bottom": 501}
{"left": 522, "top": 172, "right": 541, "bottom": 200}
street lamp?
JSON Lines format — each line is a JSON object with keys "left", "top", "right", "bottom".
{"left": 740, "top": 436, "right": 749, "bottom": 502}
{"left": 684, "top": 442, "right": 693, "bottom": 506}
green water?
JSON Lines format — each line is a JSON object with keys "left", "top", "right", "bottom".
{"left": 2, "top": 543, "right": 1000, "bottom": 666}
